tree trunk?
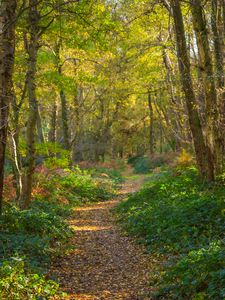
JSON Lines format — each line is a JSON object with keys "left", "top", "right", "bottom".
{"left": 20, "top": 0, "right": 39, "bottom": 209}
{"left": 72, "top": 86, "right": 83, "bottom": 161}
{"left": 54, "top": 42, "right": 70, "bottom": 150}
{"left": 191, "top": 0, "right": 222, "bottom": 175}
{"left": 0, "top": 0, "right": 17, "bottom": 214}
{"left": 171, "top": 0, "right": 214, "bottom": 180}
{"left": 48, "top": 100, "right": 57, "bottom": 144}
{"left": 148, "top": 92, "right": 154, "bottom": 155}
{"left": 60, "top": 89, "right": 70, "bottom": 150}
{"left": 37, "top": 104, "right": 45, "bottom": 143}
{"left": 9, "top": 131, "right": 22, "bottom": 204}
{"left": 10, "top": 82, "right": 26, "bottom": 201}
{"left": 211, "top": 0, "right": 225, "bottom": 166}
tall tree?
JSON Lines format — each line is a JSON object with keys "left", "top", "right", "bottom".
{"left": 21, "top": 0, "right": 40, "bottom": 209}
{"left": 0, "top": 0, "right": 17, "bottom": 214}
{"left": 170, "top": 0, "right": 214, "bottom": 180}
{"left": 190, "top": 0, "right": 222, "bottom": 175}
{"left": 148, "top": 91, "right": 154, "bottom": 155}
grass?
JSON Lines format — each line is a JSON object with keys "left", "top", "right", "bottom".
{"left": 116, "top": 166, "right": 225, "bottom": 299}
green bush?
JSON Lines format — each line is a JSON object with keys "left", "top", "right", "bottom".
{"left": 0, "top": 259, "right": 61, "bottom": 300}
{"left": 0, "top": 202, "right": 73, "bottom": 270}
{"left": 0, "top": 205, "right": 72, "bottom": 239}
{"left": 127, "top": 155, "right": 143, "bottom": 166}
{"left": 94, "top": 167, "right": 124, "bottom": 184}
{"left": 133, "top": 156, "right": 152, "bottom": 173}
{"left": 157, "top": 243, "right": 225, "bottom": 300}
{"left": 128, "top": 155, "right": 166, "bottom": 174}
{"left": 59, "top": 171, "right": 115, "bottom": 201}
{"left": 0, "top": 233, "right": 52, "bottom": 268}
{"left": 116, "top": 167, "right": 225, "bottom": 299}
{"left": 0, "top": 166, "right": 117, "bottom": 299}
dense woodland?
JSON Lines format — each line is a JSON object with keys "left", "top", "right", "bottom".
{"left": 0, "top": 0, "right": 224, "bottom": 299}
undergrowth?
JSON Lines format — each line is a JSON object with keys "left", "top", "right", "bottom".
{"left": 0, "top": 165, "right": 116, "bottom": 299}
{"left": 128, "top": 155, "right": 168, "bottom": 174}
{"left": 116, "top": 167, "right": 225, "bottom": 300}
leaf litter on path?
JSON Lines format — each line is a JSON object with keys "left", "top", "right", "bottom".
{"left": 51, "top": 178, "right": 156, "bottom": 299}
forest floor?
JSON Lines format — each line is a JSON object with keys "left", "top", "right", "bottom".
{"left": 51, "top": 171, "right": 156, "bottom": 300}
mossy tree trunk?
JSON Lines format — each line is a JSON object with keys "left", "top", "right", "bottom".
{"left": 0, "top": 0, "right": 17, "bottom": 214}
{"left": 20, "top": 0, "right": 39, "bottom": 209}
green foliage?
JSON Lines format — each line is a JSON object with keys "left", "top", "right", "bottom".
{"left": 116, "top": 167, "right": 225, "bottom": 299}
{"left": 128, "top": 155, "right": 166, "bottom": 174}
{"left": 0, "top": 198, "right": 68, "bottom": 298}
{"left": 59, "top": 171, "right": 115, "bottom": 201}
{"left": 0, "top": 202, "right": 73, "bottom": 270}
{"left": 93, "top": 167, "right": 125, "bottom": 184}
{"left": 157, "top": 243, "right": 225, "bottom": 300}
{"left": 0, "top": 259, "right": 61, "bottom": 300}
{"left": 0, "top": 166, "right": 117, "bottom": 299}
{"left": 127, "top": 155, "right": 143, "bottom": 165}
{"left": 0, "top": 205, "right": 71, "bottom": 239}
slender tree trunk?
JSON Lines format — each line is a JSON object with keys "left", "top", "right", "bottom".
{"left": 21, "top": 0, "right": 39, "bottom": 209}
{"left": 211, "top": 0, "right": 225, "bottom": 166}
{"left": 72, "top": 86, "right": 83, "bottom": 161}
{"left": 171, "top": 0, "right": 214, "bottom": 180}
{"left": 60, "top": 89, "right": 70, "bottom": 150}
{"left": 211, "top": 0, "right": 224, "bottom": 89}
{"left": 191, "top": 0, "right": 222, "bottom": 175}
{"left": 222, "top": 0, "right": 225, "bottom": 36}
{"left": 148, "top": 92, "right": 154, "bottom": 155}
{"left": 0, "top": 0, "right": 17, "bottom": 214}
{"left": 10, "top": 84, "right": 26, "bottom": 201}
{"left": 37, "top": 104, "right": 45, "bottom": 143}
{"left": 160, "top": 125, "right": 163, "bottom": 154}
{"left": 9, "top": 131, "right": 22, "bottom": 203}
{"left": 54, "top": 42, "right": 70, "bottom": 150}
{"left": 48, "top": 100, "right": 57, "bottom": 144}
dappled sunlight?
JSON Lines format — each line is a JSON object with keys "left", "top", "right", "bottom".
{"left": 74, "top": 201, "right": 119, "bottom": 212}
{"left": 71, "top": 225, "right": 112, "bottom": 232}
{"left": 66, "top": 290, "right": 131, "bottom": 299}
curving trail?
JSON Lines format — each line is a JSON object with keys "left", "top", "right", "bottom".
{"left": 52, "top": 177, "right": 154, "bottom": 300}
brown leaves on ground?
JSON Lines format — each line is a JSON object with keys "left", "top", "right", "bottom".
{"left": 51, "top": 179, "right": 155, "bottom": 299}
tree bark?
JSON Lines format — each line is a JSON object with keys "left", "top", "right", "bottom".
{"left": 48, "top": 100, "right": 57, "bottom": 144}
{"left": 37, "top": 104, "right": 45, "bottom": 143}
{"left": 20, "top": 0, "right": 39, "bottom": 209}
{"left": 54, "top": 42, "right": 70, "bottom": 150}
{"left": 171, "top": 0, "right": 214, "bottom": 180}
{"left": 211, "top": 0, "right": 225, "bottom": 166}
{"left": 9, "top": 131, "right": 22, "bottom": 204}
{"left": 148, "top": 92, "right": 154, "bottom": 155}
{"left": 190, "top": 0, "right": 222, "bottom": 175}
{"left": 0, "top": 0, "right": 17, "bottom": 214}
{"left": 60, "top": 89, "right": 70, "bottom": 150}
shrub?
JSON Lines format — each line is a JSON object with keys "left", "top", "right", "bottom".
{"left": 157, "top": 243, "right": 225, "bottom": 300}
{"left": 116, "top": 167, "right": 225, "bottom": 299}
{"left": 0, "top": 259, "right": 61, "bottom": 300}
{"left": 128, "top": 155, "right": 167, "bottom": 174}
{"left": 93, "top": 167, "right": 124, "bottom": 184}
{"left": 176, "top": 149, "right": 194, "bottom": 168}
{"left": 127, "top": 155, "right": 143, "bottom": 166}
{"left": 0, "top": 164, "right": 118, "bottom": 299}
{"left": 59, "top": 171, "right": 115, "bottom": 201}
{"left": 0, "top": 205, "right": 72, "bottom": 239}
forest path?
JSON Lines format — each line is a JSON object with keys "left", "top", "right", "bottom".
{"left": 52, "top": 172, "right": 154, "bottom": 300}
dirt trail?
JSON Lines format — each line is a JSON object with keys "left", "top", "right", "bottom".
{"left": 52, "top": 176, "right": 154, "bottom": 299}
